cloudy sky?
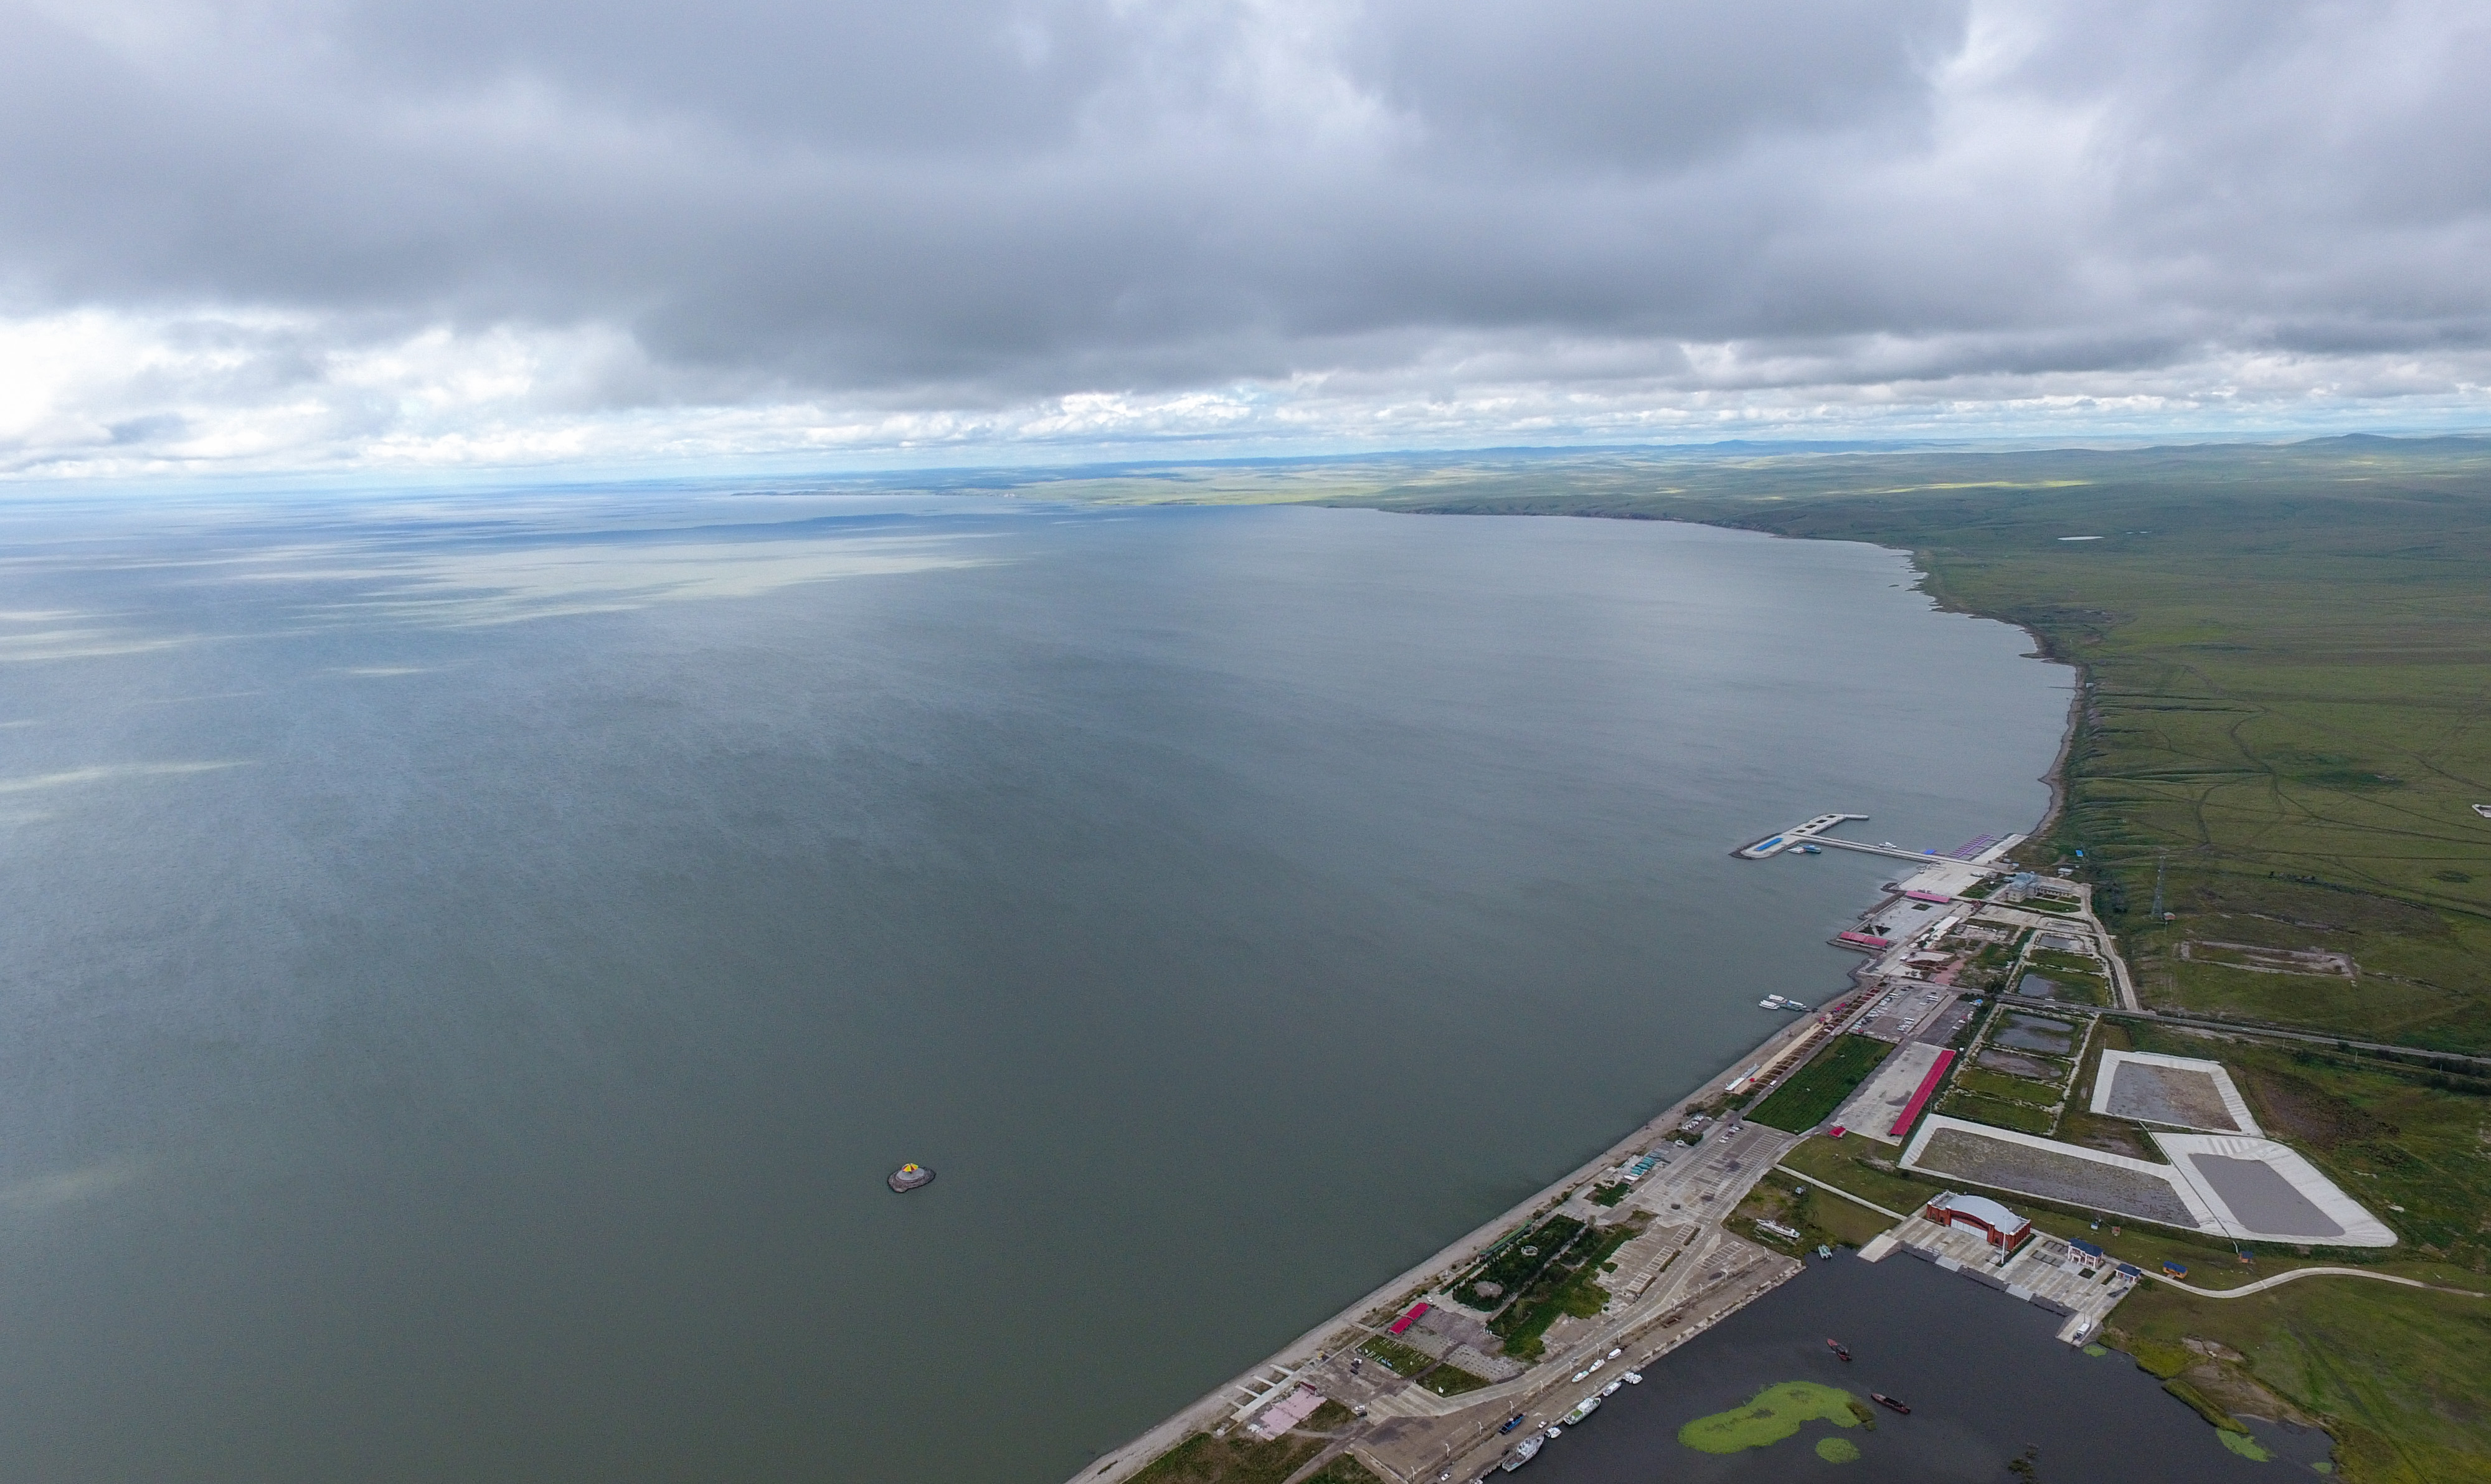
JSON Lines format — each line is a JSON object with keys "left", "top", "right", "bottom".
{"left": 3, "top": 0, "right": 2487, "bottom": 478}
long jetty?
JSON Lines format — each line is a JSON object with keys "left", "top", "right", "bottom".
{"left": 1732, "top": 811, "right": 1866, "bottom": 858}
{"left": 1740, "top": 813, "right": 2028, "bottom": 867}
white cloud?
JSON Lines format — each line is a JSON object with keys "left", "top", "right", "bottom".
{"left": 0, "top": 0, "right": 2486, "bottom": 478}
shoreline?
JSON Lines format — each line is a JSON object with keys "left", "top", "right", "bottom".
{"left": 1071, "top": 525, "right": 2082, "bottom": 1484}
{"left": 2027, "top": 660, "right": 2083, "bottom": 844}
{"left": 1064, "top": 983, "right": 1860, "bottom": 1484}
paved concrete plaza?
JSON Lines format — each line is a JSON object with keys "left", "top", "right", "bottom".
{"left": 2158, "top": 1135, "right": 2397, "bottom": 1246}
{"left": 1903, "top": 1116, "right": 2397, "bottom": 1246}
{"left": 1831, "top": 1038, "right": 1948, "bottom": 1141}
{"left": 2092, "top": 1049, "right": 2262, "bottom": 1135}
{"left": 1906, "top": 1116, "right": 2202, "bottom": 1227}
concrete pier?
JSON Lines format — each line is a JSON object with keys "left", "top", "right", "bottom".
{"left": 1807, "top": 836, "right": 1957, "bottom": 862}
{"left": 1739, "top": 817, "right": 2028, "bottom": 867}
{"left": 1733, "top": 812, "right": 1868, "bottom": 859}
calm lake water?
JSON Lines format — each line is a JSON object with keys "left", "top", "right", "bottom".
{"left": 1526, "top": 1250, "right": 2332, "bottom": 1482}
{"left": 0, "top": 491, "right": 2071, "bottom": 1482}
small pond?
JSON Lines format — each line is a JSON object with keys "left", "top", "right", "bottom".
{"left": 1520, "top": 1250, "right": 2335, "bottom": 1482}
{"left": 1992, "top": 1013, "right": 2078, "bottom": 1053}
{"left": 1975, "top": 1048, "right": 2068, "bottom": 1080}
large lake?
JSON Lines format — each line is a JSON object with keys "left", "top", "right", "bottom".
{"left": 0, "top": 493, "right": 2070, "bottom": 1481}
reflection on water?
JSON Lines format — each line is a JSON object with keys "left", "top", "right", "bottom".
{"left": 1526, "top": 1252, "right": 2329, "bottom": 1482}
{"left": 1975, "top": 1048, "right": 2064, "bottom": 1079}
{"left": 1994, "top": 1012, "right": 2080, "bottom": 1053}
{"left": 0, "top": 491, "right": 2072, "bottom": 1482}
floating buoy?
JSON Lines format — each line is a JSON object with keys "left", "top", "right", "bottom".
{"left": 889, "top": 1163, "right": 935, "bottom": 1193}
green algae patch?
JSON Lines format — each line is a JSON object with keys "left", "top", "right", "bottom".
{"left": 1815, "top": 1436, "right": 1863, "bottom": 1463}
{"left": 2217, "top": 1430, "right": 2274, "bottom": 1462}
{"left": 1678, "top": 1382, "right": 1863, "bottom": 1455}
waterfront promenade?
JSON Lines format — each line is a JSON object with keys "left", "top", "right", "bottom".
{"left": 1072, "top": 812, "right": 2052, "bottom": 1484}
{"left": 1067, "top": 996, "right": 1846, "bottom": 1483}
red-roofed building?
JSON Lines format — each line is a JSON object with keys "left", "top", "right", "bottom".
{"left": 1925, "top": 1191, "right": 2034, "bottom": 1254}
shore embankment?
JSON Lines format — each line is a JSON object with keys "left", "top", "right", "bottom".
{"left": 1068, "top": 998, "right": 1846, "bottom": 1484}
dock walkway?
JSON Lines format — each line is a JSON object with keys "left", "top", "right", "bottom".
{"left": 1734, "top": 813, "right": 1867, "bottom": 859}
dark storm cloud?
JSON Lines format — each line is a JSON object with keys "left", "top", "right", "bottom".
{"left": 1, "top": 0, "right": 2487, "bottom": 470}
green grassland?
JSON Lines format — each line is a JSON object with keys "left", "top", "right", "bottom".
{"left": 1950, "top": 1065, "right": 2068, "bottom": 1105}
{"left": 2026, "top": 948, "right": 2109, "bottom": 978}
{"left": 1730, "top": 1173, "right": 1893, "bottom": 1252}
{"left": 1069, "top": 437, "right": 2491, "bottom": 1482}
{"left": 1746, "top": 1034, "right": 1892, "bottom": 1132}
{"left": 2113, "top": 1278, "right": 2491, "bottom": 1484}
{"left": 1934, "top": 1089, "right": 2057, "bottom": 1133}
{"left": 1292, "top": 437, "right": 2491, "bottom": 1049}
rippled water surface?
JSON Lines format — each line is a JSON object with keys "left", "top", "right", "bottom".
{"left": 0, "top": 491, "right": 2070, "bottom": 1481}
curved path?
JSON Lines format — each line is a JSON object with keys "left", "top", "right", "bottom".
{"left": 2156, "top": 1265, "right": 2484, "bottom": 1300}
